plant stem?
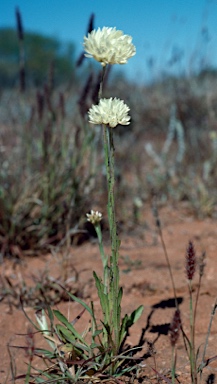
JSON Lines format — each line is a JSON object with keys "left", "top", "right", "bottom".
{"left": 99, "top": 66, "right": 107, "bottom": 100}
{"left": 95, "top": 224, "right": 108, "bottom": 293}
{"left": 152, "top": 201, "right": 178, "bottom": 306}
{"left": 189, "top": 279, "right": 196, "bottom": 384}
{"left": 171, "top": 345, "right": 176, "bottom": 384}
{"left": 199, "top": 298, "right": 217, "bottom": 381}
{"left": 103, "top": 124, "right": 120, "bottom": 357}
{"left": 193, "top": 273, "right": 202, "bottom": 353}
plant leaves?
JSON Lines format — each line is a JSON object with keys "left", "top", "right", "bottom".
{"left": 56, "top": 324, "right": 75, "bottom": 344}
{"left": 63, "top": 291, "right": 93, "bottom": 317}
{"left": 128, "top": 305, "right": 144, "bottom": 325}
{"left": 119, "top": 306, "right": 144, "bottom": 344}
{"left": 119, "top": 314, "right": 128, "bottom": 344}
{"left": 53, "top": 310, "right": 88, "bottom": 347}
{"left": 93, "top": 271, "right": 109, "bottom": 322}
{"left": 47, "top": 305, "right": 54, "bottom": 323}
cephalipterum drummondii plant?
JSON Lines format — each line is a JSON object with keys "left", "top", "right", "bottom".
{"left": 83, "top": 27, "right": 144, "bottom": 374}
{"left": 21, "top": 27, "right": 144, "bottom": 383}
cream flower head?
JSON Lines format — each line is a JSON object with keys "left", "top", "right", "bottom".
{"left": 88, "top": 98, "right": 130, "bottom": 128}
{"left": 83, "top": 27, "right": 136, "bottom": 66}
{"left": 86, "top": 210, "right": 102, "bottom": 225}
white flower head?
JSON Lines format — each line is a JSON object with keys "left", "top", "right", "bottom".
{"left": 88, "top": 98, "right": 130, "bottom": 128}
{"left": 83, "top": 27, "right": 136, "bottom": 66}
{"left": 86, "top": 210, "right": 102, "bottom": 225}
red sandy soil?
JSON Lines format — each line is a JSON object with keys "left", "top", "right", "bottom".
{"left": 1, "top": 205, "right": 217, "bottom": 383}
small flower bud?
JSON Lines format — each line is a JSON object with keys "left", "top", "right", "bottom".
{"left": 86, "top": 210, "right": 102, "bottom": 226}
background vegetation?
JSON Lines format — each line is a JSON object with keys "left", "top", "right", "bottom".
{"left": 0, "top": 27, "right": 76, "bottom": 87}
{"left": 1, "top": 10, "right": 217, "bottom": 384}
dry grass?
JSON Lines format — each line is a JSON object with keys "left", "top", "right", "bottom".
{"left": 1, "top": 70, "right": 217, "bottom": 258}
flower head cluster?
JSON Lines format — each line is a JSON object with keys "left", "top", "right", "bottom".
{"left": 88, "top": 97, "right": 130, "bottom": 128}
{"left": 83, "top": 27, "right": 136, "bottom": 66}
{"left": 86, "top": 210, "right": 102, "bottom": 226}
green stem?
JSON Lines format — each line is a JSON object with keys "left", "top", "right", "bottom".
{"left": 99, "top": 66, "right": 107, "bottom": 100}
{"left": 171, "top": 345, "right": 176, "bottom": 384}
{"left": 103, "top": 124, "right": 120, "bottom": 356}
{"left": 158, "top": 224, "right": 178, "bottom": 307}
{"left": 95, "top": 224, "right": 108, "bottom": 293}
{"left": 152, "top": 201, "right": 178, "bottom": 307}
{"left": 98, "top": 64, "right": 121, "bottom": 369}
{"left": 109, "top": 127, "right": 120, "bottom": 351}
{"left": 189, "top": 279, "right": 196, "bottom": 384}
{"left": 193, "top": 275, "right": 202, "bottom": 344}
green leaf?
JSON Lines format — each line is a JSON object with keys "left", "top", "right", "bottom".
{"left": 119, "top": 314, "right": 128, "bottom": 344}
{"left": 93, "top": 272, "right": 109, "bottom": 322}
{"left": 117, "top": 287, "right": 123, "bottom": 307}
{"left": 64, "top": 292, "right": 93, "bottom": 317}
{"left": 56, "top": 324, "right": 75, "bottom": 343}
{"left": 93, "top": 329, "right": 103, "bottom": 337}
{"left": 53, "top": 310, "right": 88, "bottom": 347}
{"left": 35, "top": 378, "right": 46, "bottom": 383}
{"left": 90, "top": 342, "right": 101, "bottom": 349}
{"left": 47, "top": 306, "right": 54, "bottom": 323}
{"left": 115, "top": 364, "right": 138, "bottom": 377}
{"left": 34, "top": 348, "right": 56, "bottom": 358}
{"left": 119, "top": 306, "right": 144, "bottom": 345}
{"left": 129, "top": 305, "right": 144, "bottom": 324}
{"left": 56, "top": 325, "right": 90, "bottom": 354}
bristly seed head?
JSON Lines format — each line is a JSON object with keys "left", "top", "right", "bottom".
{"left": 146, "top": 340, "right": 156, "bottom": 357}
{"left": 199, "top": 251, "right": 206, "bottom": 278}
{"left": 169, "top": 309, "right": 181, "bottom": 347}
{"left": 185, "top": 240, "right": 196, "bottom": 281}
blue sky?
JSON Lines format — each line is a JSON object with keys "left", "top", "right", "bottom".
{"left": 1, "top": 0, "right": 217, "bottom": 82}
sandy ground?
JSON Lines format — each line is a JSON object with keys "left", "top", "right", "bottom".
{"left": 1, "top": 205, "right": 217, "bottom": 383}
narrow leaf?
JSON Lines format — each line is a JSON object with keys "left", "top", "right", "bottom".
{"left": 93, "top": 271, "right": 109, "bottom": 321}
{"left": 128, "top": 305, "right": 144, "bottom": 325}
{"left": 56, "top": 324, "right": 75, "bottom": 343}
{"left": 118, "top": 287, "right": 123, "bottom": 307}
{"left": 53, "top": 310, "right": 88, "bottom": 346}
{"left": 119, "top": 314, "right": 128, "bottom": 344}
{"left": 61, "top": 290, "right": 93, "bottom": 317}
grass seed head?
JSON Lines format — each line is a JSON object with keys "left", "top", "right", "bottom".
{"left": 199, "top": 251, "right": 206, "bottom": 278}
{"left": 186, "top": 240, "right": 196, "bottom": 281}
{"left": 15, "top": 7, "right": 24, "bottom": 41}
{"left": 169, "top": 309, "right": 181, "bottom": 347}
